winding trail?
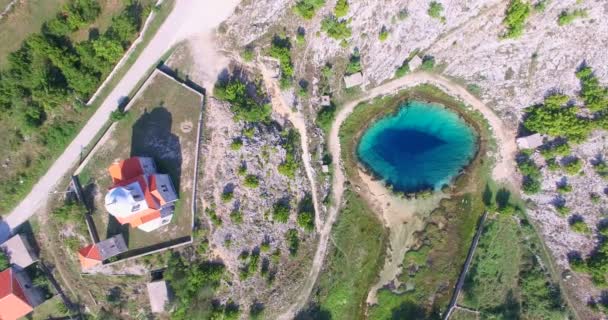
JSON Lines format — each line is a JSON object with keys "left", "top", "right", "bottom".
{"left": 276, "top": 71, "right": 517, "bottom": 319}
{"left": 258, "top": 62, "right": 323, "bottom": 233}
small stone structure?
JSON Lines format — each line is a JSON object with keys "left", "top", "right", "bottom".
{"left": 408, "top": 55, "right": 423, "bottom": 71}
{"left": 0, "top": 234, "right": 37, "bottom": 271}
{"left": 516, "top": 133, "right": 544, "bottom": 149}
{"left": 320, "top": 95, "right": 331, "bottom": 106}
{"left": 147, "top": 280, "right": 170, "bottom": 313}
{"left": 344, "top": 72, "right": 364, "bottom": 88}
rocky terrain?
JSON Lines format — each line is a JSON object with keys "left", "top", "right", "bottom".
{"left": 217, "top": 0, "right": 608, "bottom": 317}
{"left": 199, "top": 89, "right": 316, "bottom": 315}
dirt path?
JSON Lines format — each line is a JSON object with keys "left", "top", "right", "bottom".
{"left": 258, "top": 62, "right": 324, "bottom": 233}
{"left": 0, "top": 0, "right": 240, "bottom": 241}
{"left": 276, "top": 71, "right": 517, "bottom": 319}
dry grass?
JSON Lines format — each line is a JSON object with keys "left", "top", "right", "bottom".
{"left": 0, "top": 0, "right": 67, "bottom": 66}
{"left": 80, "top": 72, "right": 201, "bottom": 252}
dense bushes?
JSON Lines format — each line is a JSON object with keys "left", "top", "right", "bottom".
{"left": 214, "top": 77, "right": 271, "bottom": 123}
{"left": 293, "top": 0, "right": 325, "bottom": 20}
{"left": 164, "top": 252, "right": 225, "bottom": 319}
{"left": 0, "top": 0, "right": 150, "bottom": 213}
{"left": 570, "top": 224, "right": 608, "bottom": 286}
{"left": 576, "top": 66, "right": 608, "bottom": 113}
{"left": 523, "top": 94, "right": 590, "bottom": 142}
{"left": 345, "top": 49, "right": 362, "bottom": 75}
{"left": 517, "top": 153, "right": 541, "bottom": 194}
{"left": 278, "top": 129, "right": 300, "bottom": 178}
{"left": 334, "top": 0, "right": 349, "bottom": 18}
{"left": 269, "top": 36, "right": 294, "bottom": 88}
{"left": 427, "top": 1, "right": 444, "bottom": 20}
{"left": 502, "top": 0, "right": 531, "bottom": 38}
{"left": 285, "top": 228, "right": 300, "bottom": 256}
{"left": 558, "top": 9, "right": 587, "bottom": 26}
{"left": 273, "top": 202, "right": 290, "bottom": 222}
{"left": 316, "top": 104, "right": 336, "bottom": 134}
{"left": 321, "top": 16, "right": 352, "bottom": 41}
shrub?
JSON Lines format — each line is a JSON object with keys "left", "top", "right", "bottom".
{"left": 558, "top": 9, "right": 587, "bottom": 26}
{"left": 237, "top": 165, "right": 247, "bottom": 176}
{"left": 297, "top": 211, "right": 315, "bottom": 231}
{"left": 206, "top": 207, "right": 222, "bottom": 226}
{"left": 428, "top": 1, "right": 444, "bottom": 20}
{"left": 242, "top": 47, "right": 254, "bottom": 62}
{"left": 321, "top": 16, "right": 352, "bottom": 40}
{"left": 221, "top": 190, "right": 234, "bottom": 203}
{"left": 269, "top": 36, "right": 294, "bottom": 87}
{"left": 502, "top": 0, "right": 531, "bottom": 38}
{"left": 555, "top": 203, "right": 570, "bottom": 216}
{"left": 576, "top": 66, "right": 608, "bottom": 113}
{"left": 523, "top": 94, "right": 590, "bottom": 142}
{"left": 214, "top": 78, "right": 271, "bottom": 123}
{"left": 0, "top": 251, "right": 8, "bottom": 270}
{"left": 278, "top": 129, "right": 300, "bottom": 178}
{"left": 557, "top": 183, "right": 572, "bottom": 194}
{"left": 293, "top": 0, "right": 325, "bottom": 19}
{"left": 540, "top": 142, "right": 571, "bottom": 158}
{"left": 593, "top": 161, "right": 608, "bottom": 178}
{"left": 317, "top": 104, "right": 336, "bottom": 133}
{"left": 230, "top": 210, "right": 243, "bottom": 224}
{"left": 421, "top": 56, "right": 436, "bottom": 70}
{"left": 395, "top": 60, "right": 410, "bottom": 78}
{"left": 273, "top": 202, "right": 290, "bottom": 223}
{"left": 244, "top": 175, "right": 260, "bottom": 188}
{"left": 563, "top": 158, "right": 582, "bottom": 175}
{"left": 334, "top": 0, "right": 349, "bottom": 17}
{"left": 378, "top": 26, "right": 389, "bottom": 41}
{"left": 230, "top": 138, "right": 243, "bottom": 151}
{"left": 590, "top": 193, "right": 601, "bottom": 204}
{"left": 285, "top": 229, "right": 299, "bottom": 256}
{"left": 570, "top": 219, "right": 590, "bottom": 234}
{"left": 546, "top": 158, "right": 560, "bottom": 171}
{"left": 345, "top": 49, "right": 362, "bottom": 75}
{"left": 110, "top": 109, "right": 127, "bottom": 121}
{"left": 534, "top": 0, "right": 549, "bottom": 12}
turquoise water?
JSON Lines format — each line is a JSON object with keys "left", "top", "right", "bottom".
{"left": 357, "top": 101, "right": 477, "bottom": 193}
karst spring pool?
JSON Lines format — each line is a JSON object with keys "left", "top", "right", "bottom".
{"left": 357, "top": 101, "right": 478, "bottom": 193}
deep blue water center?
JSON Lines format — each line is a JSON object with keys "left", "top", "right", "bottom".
{"left": 357, "top": 101, "right": 477, "bottom": 193}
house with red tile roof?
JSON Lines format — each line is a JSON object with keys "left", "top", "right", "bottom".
{"left": 105, "top": 157, "right": 178, "bottom": 232}
{"left": 78, "top": 234, "right": 128, "bottom": 269}
{"left": 0, "top": 268, "right": 35, "bottom": 320}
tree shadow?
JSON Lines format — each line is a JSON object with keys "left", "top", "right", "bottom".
{"left": 390, "top": 300, "right": 426, "bottom": 319}
{"left": 130, "top": 106, "right": 182, "bottom": 192}
{"left": 482, "top": 183, "right": 493, "bottom": 207}
{"left": 295, "top": 303, "right": 332, "bottom": 320}
{"left": 495, "top": 188, "right": 511, "bottom": 209}
{"left": 106, "top": 215, "right": 129, "bottom": 246}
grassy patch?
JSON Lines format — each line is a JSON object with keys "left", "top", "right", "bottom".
{"left": 461, "top": 212, "right": 568, "bottom": 319}
{"left": 312, "top": 190, "right": 387, "bottom": 319}
{"left": 81, "top": 72, "right": 200, "bottom": 251}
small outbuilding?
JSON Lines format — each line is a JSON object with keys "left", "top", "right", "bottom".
{"left": 516, "top": 133, "right": 544, "bottom": 150}
{"left": 78, "top": 234, "right": 127, "bottom": 269}
{"left": 344, "top": 72, "right": 364, "bottom": 88}
{"left": 0, "top": 234, "right": 37, "bottom": 270}
{"left": 320, "top": 95, "right": 331, "bottom": 106}
{"left": 147, "top": 280, "right": 170, "bottom": 313}
{"left": 408, "top": 55, "right": 423, "bottom": 71}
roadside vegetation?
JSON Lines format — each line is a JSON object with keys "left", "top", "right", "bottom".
{"left": 0, "top": 0, "right": 157, "bottom": 214}
{"left": 214, "top": 74, "right": 271, "bottom": 123}
{"left": 269, "top": 35, "right": 294, "bottom": 88}
{"left": 308, "top": 190, "right": 387, "bottom": 319}
{"left": 461, "top": 199, "right": 568, "bottom": 319}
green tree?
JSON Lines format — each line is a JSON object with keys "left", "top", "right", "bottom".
{"left": 558, "top": 9, "right": 587, "bottom": 26}
{"left": 0, "top": 250, "right": 8, "bottom": 270}
{"left": 576, "top": 66, "right": 608, "bottom": 113}
{"left": 321, "top": 16, "right": 352, "bottom": 40}
{"left": 334, "top": 0, "right": 349, "bottom": 18}
{"left": 285, "top": 229, "right": 300, "bottom": 256}
{"left": 523, "top": 94, "right": 590, "bottom": 142}
{"left": 244, "top": 175, "right": 260, "bottom": 188}
{"left": 502, "top": 0, "right": 531, "bottom": 38}
{"left": 428, "top": 1, "right": 444, "bottom": 20}
{"left": 294, "top": 0, "right": 325, "bottom": 19}
{"left": 273, "top": 202, "right": 290, "bottom": 223}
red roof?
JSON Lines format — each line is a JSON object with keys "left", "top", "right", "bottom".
{"left": 108, "top": 157, "right": 144, "bottom": 183}
{"left": 0, "top": 268, "right": 33, "bottom": 320}
{"left": 78, "top": 244, "right": 103, "bottom": 269}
